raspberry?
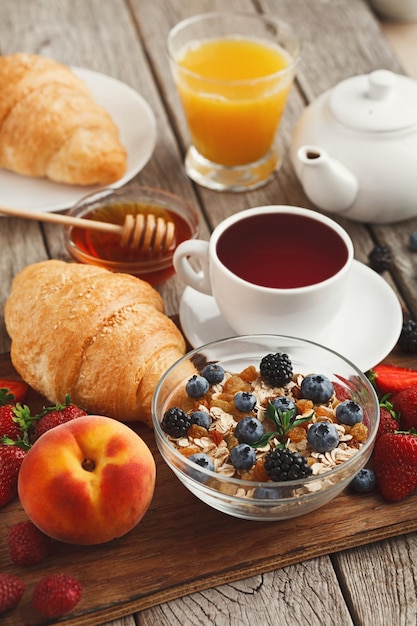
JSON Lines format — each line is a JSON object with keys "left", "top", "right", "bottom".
{"left": 32, "top": 573, "right": 82, "bottom": 618}
{"left": 7, "top": 520, "right": 52, "bottom": 566}
{"left": 0, "top": 573, "right": 25, "bottom": 613}
{"left": 161, "top": 407, "right": 192, "bottom": 437}
{"left": 260, "top": 353, "right": 293, "bottom": 387}
{"left": 264, "top": 448, "right": 312, "bottom": 481}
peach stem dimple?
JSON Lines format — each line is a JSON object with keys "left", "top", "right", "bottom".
{"left": 82, "top": 458, "right": 96, "bottom": 472}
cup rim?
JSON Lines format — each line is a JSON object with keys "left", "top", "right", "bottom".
{"left": 167, "top": 11, "right": 301, "bottom": 86}
{"left": 208, "top": 205, "right": 354, "bottom": 294}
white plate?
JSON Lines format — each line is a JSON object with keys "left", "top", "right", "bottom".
{"left": 0, "top": 67, "right": 157, "bottom": 212}
{"left": 179, "top": 260, "right": 403, "bottom": 372}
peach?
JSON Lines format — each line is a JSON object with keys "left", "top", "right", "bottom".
{"left": 17, "top": 415, "right": 156, "bottom": 545}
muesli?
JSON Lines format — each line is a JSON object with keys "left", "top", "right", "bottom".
{"left": 160, "top": 352, "right": 369, "bottom": 497}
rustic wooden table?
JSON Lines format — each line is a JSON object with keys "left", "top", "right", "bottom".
{"left": 1, "top": 1, "right": 417, "bottom": 625}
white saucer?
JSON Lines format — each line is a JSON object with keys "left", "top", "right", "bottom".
{"left": 0, "top": 67, "right": 157, "bottom": 212}
{"left": 179, "top": 260, "right": 403, "bottom": 372}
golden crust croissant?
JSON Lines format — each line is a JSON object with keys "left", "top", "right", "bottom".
{"left": 0, "top": 53, "right": 127, "bottom": 185}
{"left": 4, "top": 260, "right": 191, "bottom": 426}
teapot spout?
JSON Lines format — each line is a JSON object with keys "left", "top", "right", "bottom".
{"left": 296, "top": 146, "right": 358, "bottom": 213}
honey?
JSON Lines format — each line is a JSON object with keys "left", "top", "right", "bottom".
{"left": 68, "top": 201, "right": 195, "bottom": 285}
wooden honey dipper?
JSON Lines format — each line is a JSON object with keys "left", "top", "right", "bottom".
{"left": 0, "top": 205, "right": 176, "bottom": 251}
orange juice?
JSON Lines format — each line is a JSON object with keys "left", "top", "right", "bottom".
{"left": 174, "top": 38, "right": 293, "bottom": 166}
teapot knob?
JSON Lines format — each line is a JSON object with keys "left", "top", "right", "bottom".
{"left": 368, "top": 70, "right": 395, "bottom": 100}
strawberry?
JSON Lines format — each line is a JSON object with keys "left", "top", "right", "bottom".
{"left": 373, "top": 430, "right": 417, "bottom": 501}
{"left": 0, "top": 402, "right": 32, "bottom": 443}
{"left": 7, "top": 520, "right": 52, "bottom": 566}
{"left": 34, "top": 395, "right": 87, "bottom": 439}
{"left": 0, "top": 444, "right": 26, "bottom": 507}
{"left": 332, "top": 381, "right": 352, "bottom": 402}
{"left": 0, "top": 573, "right": 25, "bottom": 614}
{"left": 32, "top": 573, "right": 82, "bottom": 618}
{"left": 0, "top": 380, "right": 29, "bottom": 404}
{"left": 376, "top": 395, "right": 399, "bottom": 440}
{"left": 391, "top": 385, "right": 417, "bottom": 431}
{"left": 369, "top": 363, "right": 417, "bottom": 395}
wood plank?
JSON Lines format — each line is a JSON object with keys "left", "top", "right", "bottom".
{"left": 1, "top": 347, "right": 417, "bottom": 626}
{"left": 333, "top": 533, "right": 417, "bottom": 626}
{"left": 138, "top": 558, "right": 355, "bottom": 626}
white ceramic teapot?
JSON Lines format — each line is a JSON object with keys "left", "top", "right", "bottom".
{"left": 290, "top": 70, "right": 417, "bottom": 223}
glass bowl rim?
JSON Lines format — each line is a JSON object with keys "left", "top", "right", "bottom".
{"left": 64, "top": 184, "right": 200, "bottom": 268}
{"left": 152, "top": 333, "right": 380, "bottom": 493}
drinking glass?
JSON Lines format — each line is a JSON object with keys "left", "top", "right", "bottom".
{"left": 167, "top": 12, "right": 301, "bottom": 191}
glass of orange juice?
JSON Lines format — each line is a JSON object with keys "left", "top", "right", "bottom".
{"left": 167, "top": 12, "right": 300, "bottom": 192}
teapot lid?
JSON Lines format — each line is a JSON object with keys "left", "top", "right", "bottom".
{"left": 328, "top": 70, "right": 417, "bottom": 132}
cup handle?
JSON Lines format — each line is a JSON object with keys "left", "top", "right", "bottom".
{"left": 173, "top": 240, "right": 212, "bottom": 295}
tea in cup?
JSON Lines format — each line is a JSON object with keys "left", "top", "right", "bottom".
{"left": 167, "top": 13, "right": 300, "bottom": 192}
{"left": 173, "top": 206, "right": 354, "bottom": 342}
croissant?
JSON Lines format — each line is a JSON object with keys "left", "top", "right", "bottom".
{"left": 4, "top": 260, "right": 192, "bottom": 426}
{"left": 0, "top": 53, "right": 127, "bottom": 185}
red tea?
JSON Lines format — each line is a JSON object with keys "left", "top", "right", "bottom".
{"left": 216, "top": 213, "right": 348, "bottom": 289}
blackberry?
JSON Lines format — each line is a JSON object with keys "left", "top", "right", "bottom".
{"left": 368, "top": 245, "right": 392, "bottom": 273}
{"left": 398, "top": 319, "right": 417, "bottom": 353}
{"left": 260, "top": 352, "right": 293, "bottom": 387}
{"left": 264, "top": 448, "right": 312, "bottom": 482}
{"left": 161, "top": 407, "right": 192, "bottom": 437}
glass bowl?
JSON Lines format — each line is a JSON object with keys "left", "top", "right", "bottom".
{"left": 64, "top": 185, "right": 199, "bottom": 285}
{"left": 152, "top": 335, "right": 379, "bottom": 521}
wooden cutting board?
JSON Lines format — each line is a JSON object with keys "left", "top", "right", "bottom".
{"left": 1, "top": 349, "right": 417, "bottom": 626}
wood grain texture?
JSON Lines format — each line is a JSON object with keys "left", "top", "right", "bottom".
{"left": 1, "top": 349, "right": 417, "bottom": 626}
{"left": 1, "top": 1, "right": 417, "bottom": 625}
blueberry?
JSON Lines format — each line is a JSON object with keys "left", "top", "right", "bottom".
{"left": 410, "top": 231, "right": 417, "bottom": 252}
{"left": 307, "top": 422, "right": 339, "bottom": 453}
{"left": 230, "top": 443, "right": 256, "bottom": 470}
{"left": 234, "top": 391, "right": 256, "bottom": 412}
{"left": 351, "top": 468, "right": 376, "bottom": 493}
{"left": 335, "top": 400, "right": 363, "bottom": 426}
{"left": 185, "top": 375, "right": 209, "bottom": 398}
{"left": 202, "top": 363, "right": 225, "bottom": 385}
{"left": 234, "top": 416, "right": 264, "bottom": 444}
{"left": 271, "top": 396, "right": 297, "bottom": 413}
{"left": 190, "top": 410, "right": 211, "bottom": 430}
{"left": 253, "top": 486, "right": 285, "bottom": 500}
{"left": 188, "top": 453, "right": 215, "bottom": 473}
{"left": 300, "top": 374, "right": 334, "bottom": 404}
{"left": 187, "top": 453, "right": 215, "bottom": 482}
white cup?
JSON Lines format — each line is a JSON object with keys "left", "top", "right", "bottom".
{"left": 173, "top": 206, "right": 354, "bottom": 342}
